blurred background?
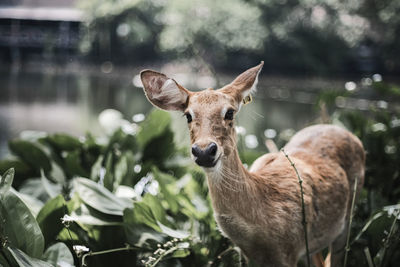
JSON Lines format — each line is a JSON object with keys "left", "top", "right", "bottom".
{"left": 1, "top": 0, "right": 400, "bottom": 156}
{"left": 1, "top": 1, "right": 400, "bottom": 266}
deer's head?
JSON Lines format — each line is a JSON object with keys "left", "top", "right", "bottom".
{"left": 141, "top": 62, "right": 263, "bottom": 171}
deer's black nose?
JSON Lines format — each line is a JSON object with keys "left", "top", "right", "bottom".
{"left": 191, "top": 142, "right": 218, "bottom": 167}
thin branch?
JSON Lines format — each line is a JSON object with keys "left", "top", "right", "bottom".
{"left": 281, "top": 149, "right": 311, "bottom": 267}
{"left": 364, "top": 247, "right": 375, "bottom": 267}
{"left": 61, "top": 203, "right": 75, "bottom": 246}
{"left": 82, "top": 245, "right": 136, "bottom": 266}
{"left": 379, "top": 207, "right": 399, "bottom": 267}
{"left": 344, "top": 176, "right": 358, "bottom": 267}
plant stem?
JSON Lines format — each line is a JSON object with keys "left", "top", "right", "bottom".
{"left": 217, "top": 246, "right": 235, "bottom": 260}
{"left": 363, "top": 247, "right": 375, "bottom": 267}
{"left": 148, "top": 245, "right": 180, "bottom": 267}
{"left": 379, "top": 207, "right": 399, "bottom": 267}
{"left": 62, "top": 203, "right": 75, "bottom": 244}
{"left": 344, "top": 176, "right": 358, "bottom": 267}
{"left": 281, "top": 149, "right": 311, "bottom": 267}
{"left": 81, "top": 245, "right": 136, "bottom": 266}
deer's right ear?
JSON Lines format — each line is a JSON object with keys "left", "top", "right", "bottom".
{"left": 140, "top": 70, "right": 191, "bottom": 112}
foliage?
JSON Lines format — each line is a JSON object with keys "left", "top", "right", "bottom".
{"left": 317, "top": 80, "right": 400, "bottom": 267}
{"left": 0, "top": 85, "right": 399, "bottom": 266}
{"left": 77, "top": 0, "right": 400, "bottom": 73}
{"left": 0, "top": 109, "right": 236, "bottom": 267}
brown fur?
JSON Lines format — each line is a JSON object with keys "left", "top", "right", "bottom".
{"left": 140, "top": 63, "right": 365, "bottom": 267}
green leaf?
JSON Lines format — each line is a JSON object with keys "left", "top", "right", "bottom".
{"left": 123, "top": 208, "right": 164, "bottom": 248}
{"left": 0, "top": 159, "right": 31, "bottom": 184}
{"left": 158, "top": 222, "right": 189, "bottom": 239}
{"left": 141, "top": 193, "right": 168, "bottom": 225}
{"left": 0, "top": 190, "right": 45, "bottom": 258}
{"left": 64, "top": 151, "right": 90, "bottom": 178}
{"left": 171, "top": 243, "right": 191, "bottom": 258}
{"left": 18, "top": 178, "right": 51, "bottom": 203}
{"left": 137, "top": 109, "right": 171, "bottom": 147}
{"left": 42, "top": 242, "right": 74, "bottom": 267}
{"left": 90, "top": 155, "right": 104, "bottom": 182}
{"left": 130, "top": 200, "right": 161, "bottom": 231}
{"left": 0, "top": 252, "right": 12, "bottom": 267}
{"left": 41, "top": 170, "right": 62, "bottom": 198}
{"left": 0, "top": 168, "right": 14, "bottom": 197}
{"left": 103, "top": 153, "right": 114, "bottom": 191}
{"left": 8, "top": 140, "right": 51, "bottom": 173}
{"left": 142, "top": 128, "right": 175, "bottom": 165}
{"left": 36, "top": 195, "right": 66, "bottom": 246}
{"left": 12, "top": 188, "right": 44, "bottom": 217}
{"left": 71, "top": 203, "right": 123, "bottom": 225}
{"left": 152, "top": 167, "right": 179, "bottom": 214}
{"left": 7, "top": 247, "right": 52, "bottom": 267}
{"left": 49, "top": 161, "right": 66, "bottom": 184}
{"left": 114, "top": 155, "right": 128, "bottom": 190}
{"left": 46, "top": 133, "right": 82, "bottom": 151}
{"left": 74, "top": 178, "right": 132, "bottom": 216}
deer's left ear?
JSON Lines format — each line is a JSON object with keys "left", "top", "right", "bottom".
{"left": 141, "top": 70, "right": 191, "bottom": 112}
{"left": 219, "top": 61, "right": 263, "bottom": 105}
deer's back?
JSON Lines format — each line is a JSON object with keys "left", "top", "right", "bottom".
{"left": 244, "top": 124, "right": 365, "bottom": 260}
{"left": 283, "top": 124, "right": 365, "bottom": 186}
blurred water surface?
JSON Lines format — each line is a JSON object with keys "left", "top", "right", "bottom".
{"left": 1, "top": 65, "right": 397, "bottom": 158}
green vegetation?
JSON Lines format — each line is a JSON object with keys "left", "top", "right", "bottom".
{"left": 78, "top": 0, "right": 400, "bottom": 74}
{"left": 0, "top": 83, "right": 399, "bottom": 266}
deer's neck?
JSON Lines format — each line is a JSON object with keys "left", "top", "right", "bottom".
{"left": 205, "top": 148, "right": 259, "bottom": 216}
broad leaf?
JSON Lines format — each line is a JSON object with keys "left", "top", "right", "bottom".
{"left": 137, "top": 109, "right": 171, "bottom": 147}
{"left": 46, "top": 133, "right": 82, "bottom": 151}
{"left": 140, "top": 193, "right": 169, "bottom": 226}
{"left": 103, "top": 153, "right": 114, "bottom": 191}
{"left": 152, "top": 167, "right": 179, "bottom": 214}
{"left": 36, "top": 195, "right": 66, "bottom": 246}
{"left": 0, "top": 168, "right": 14, "bottom": 197}
{"left": 90, "top": 155, "right": 103, "bottom": 182}
{"left": 49, "top": 161, "right": 66, "bottom": 184}
{"left": 0, "top": 190, "right": 45, "bottom": 258}
{"left": 171, "top": 242, "right": 190, "bottom": 258}
{"left": 42, "top": 242, "right": 74, "bottom": 267}
{"left": 8, "top": 140, "right": 51, "bottom": 173}
{"left": 114, "top": 155, "right": 128, "bottom": 190}
{"left": 158, "top": 222, "right": 189, "bottom": 239}
{"left": 71, "top": 203, "right": 123, "bottom": 225}
{"left": 18, "top": 178, "right": 51, "bottom": 203}
{"left": 123, "top": 208, "right": 164, "bottom": 249}
{"left": 64, "top": 151, "right": 89, "bottom": 178}
{"left": 172, "top": 248, "right": 191, "bottom": 258}
{"left": 41, "top": 170, "right": 62, "bottom": 198}
{"left": 74, "top": 178, "right": 132, "bottom": 216}
{"left": 12, "top": 188, "right": 44, "bottom": 217}
{"left": 0, "top": 159, "right": 31, "bottom": 187}
{"left": 0, "top": 252, "right": 11, "bottom": 266}
{"left": 129, "top": 201, "right": 161, "bottom": 231}
{"left": 7, "top": 247, "right": 52, "bottom": 267}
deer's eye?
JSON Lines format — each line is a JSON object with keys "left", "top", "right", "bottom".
{"left": 224, "top": 109, "right": 235, "bottom": 120}
{"left": 185, "top": 113, "right": 192, "bottom": 123}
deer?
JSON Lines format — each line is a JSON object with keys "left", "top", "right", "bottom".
{"left": 140, "top": 62, "right": 365, "bottom": 267}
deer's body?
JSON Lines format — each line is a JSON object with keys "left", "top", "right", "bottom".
{"left": 210, "top": 124, "right": 364, "bottom": 266}
{"left": 141, "top": 62, "right": 365, "bottom": 266}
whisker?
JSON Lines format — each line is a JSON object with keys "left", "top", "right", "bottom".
{"left": 250, "top": 110, "right": 265, "bottom": 119}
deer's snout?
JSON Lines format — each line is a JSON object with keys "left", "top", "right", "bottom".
{"left": 191, "top": 142, "right": 218, "bottom": 167}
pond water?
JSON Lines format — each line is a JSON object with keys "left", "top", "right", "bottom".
{"left": 0, "top": 64, "right": 397, "bottom": 158}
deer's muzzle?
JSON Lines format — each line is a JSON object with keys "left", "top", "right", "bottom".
{"left": 191, "top": 142, "right": 219, "bottom": 167}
